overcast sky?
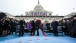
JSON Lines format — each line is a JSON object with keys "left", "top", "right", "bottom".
{"left": 0, "top": 0, "right": 76, "bottom": 16}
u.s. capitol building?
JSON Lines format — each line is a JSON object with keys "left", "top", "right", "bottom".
{"left": 5, "top": 1, "right": 64, "bottom": 23}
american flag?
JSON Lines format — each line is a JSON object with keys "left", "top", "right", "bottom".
{"left": 41, "top": 12, "right": 43, "bottom": 16}
{"left": 36, "top": 13, "right": 39, "bottom": 16}
{"left": 31, "top": 13, "right": 34, "bottom": 16}
{"left": 38, "top": 12, "right": 40, "bottom": 16}
{"left": 40, "top": 12, "right": 42, "bottom": 16}
{"left": 39, "top": 12, "right": 42, "bottom": 16}
{"left": 43, "top": 13, "right": 47, "bottom": 16}
{"left": 34, "top": 12, "right": 37, "bottom": 16}
{"left": 33, "top": 13, "right": 34, "bottom": 16}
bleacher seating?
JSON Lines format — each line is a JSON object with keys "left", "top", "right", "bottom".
{"left": 57, "top": 26, "right": 64, "bottom": 36}
{"left": 42, "top": 24, "right": 49, "bottom": 33}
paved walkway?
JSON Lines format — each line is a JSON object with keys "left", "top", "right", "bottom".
{"left": 0, "top": 29, "right": 76, "bottom": 43}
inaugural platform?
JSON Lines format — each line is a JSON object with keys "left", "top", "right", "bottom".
{"left": 0, "top": 0, "right": 76, "bottom": 43}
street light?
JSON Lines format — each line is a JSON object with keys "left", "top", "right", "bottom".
{"left": 20, "top": 14, "right": 23, "bottom": 20}
{"left": 56, "top": 14, "right": 58, "bottom": 20}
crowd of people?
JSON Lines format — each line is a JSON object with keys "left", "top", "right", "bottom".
{"left": 0, "top": 17, "right": 42, "bottom": 37}
{"left": 50, "top": 15, "right": 76, "bottom": 37}
{"left": 0, "top": 15, "right": 76, "bottom": 38}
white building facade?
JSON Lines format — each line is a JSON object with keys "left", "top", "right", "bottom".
{"left": 5, "top": 0, "right": 64, "bottom": 23}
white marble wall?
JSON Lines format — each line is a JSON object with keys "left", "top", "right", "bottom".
{"left": 15, "top": 17, "right": 63, "bottom": 23}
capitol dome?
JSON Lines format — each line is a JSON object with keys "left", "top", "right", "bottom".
{"left": 34, "top": 3, "right": 44, "bottom": 11}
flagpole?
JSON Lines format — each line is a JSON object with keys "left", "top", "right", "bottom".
{"left": 20, "top": 14, "right": 22, "bottom": 20}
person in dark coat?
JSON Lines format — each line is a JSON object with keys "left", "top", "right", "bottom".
{"left": 10, "top": 19, "right": 15, "bottom": 34}
{"left": 70, "top": 15, "right": 76, "bottom": 38}
{"left": 0, "top": 19, "right": 3, "bottom": 36}
{"left": 14, "top": 20, "right": 18, "bottom": 34}
{"left": 61, "top": 19, "right": 67, "bottom": 35}
{"left": 66, "top": 19, "right": 70, "bottom": 35}
{"left": 30, "top": 20, "right": 36, "bottom": 36}
{"left": 51, "top": 19, "right": 58, "bottom": 36}
{"left": 2, "top": 18, "right": 10, "bottom": 36}
{"left": 35, "top": 19, "right": 41, "bottom": 36}
{"left": 19, "top": 18, "right": 25, "bottom": 37}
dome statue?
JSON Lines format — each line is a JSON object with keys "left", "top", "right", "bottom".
{"left": 34, "top": 0, "right": 44, "bottom": 11}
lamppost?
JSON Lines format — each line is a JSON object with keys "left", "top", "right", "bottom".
{"left": 20, "top": 14, "right": 23, "bottom": 20}
{"left": 49, "top": 13, "right": 51, "bottom": 20}
{"left": 56, "top": 14, "right": 58, "bottom": 20}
